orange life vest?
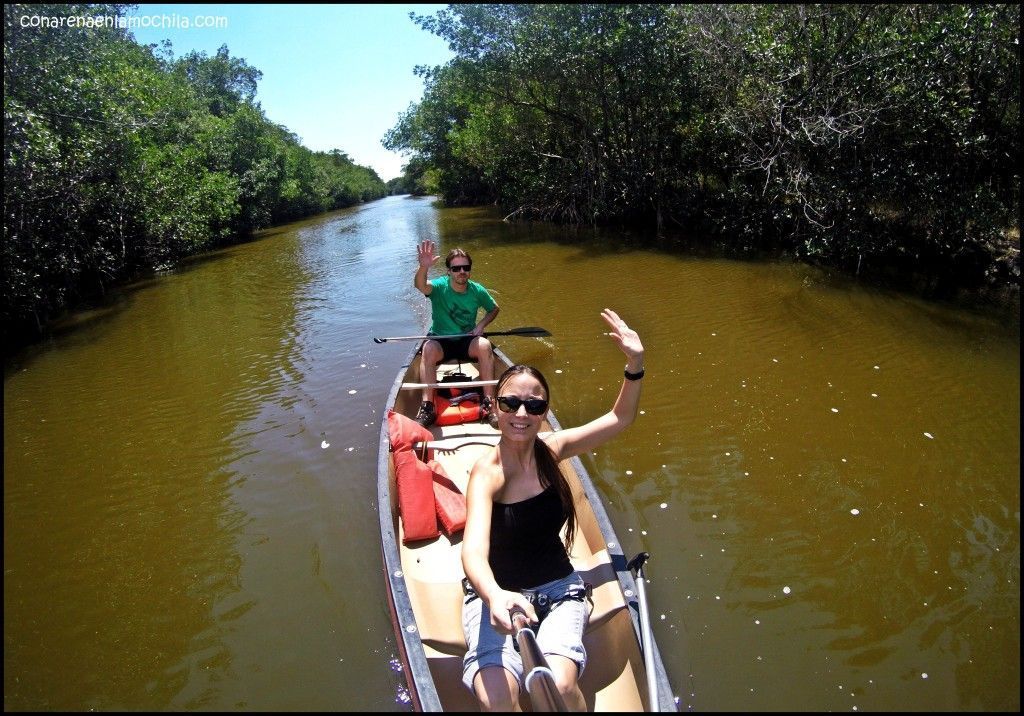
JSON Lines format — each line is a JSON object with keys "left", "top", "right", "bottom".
{"left": 433, "top": 389, "right": 482, "bottom": 425}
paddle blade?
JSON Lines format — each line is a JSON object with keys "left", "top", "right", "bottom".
{"left": 486, "top": 326, "right": 552, "bottom": 338}
{"left": 512, "top": 326, "right": 551, "bottom": 337}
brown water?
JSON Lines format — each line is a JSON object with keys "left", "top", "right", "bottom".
{"left": 4, "top": 196, "right": 1019, "bottom": 711}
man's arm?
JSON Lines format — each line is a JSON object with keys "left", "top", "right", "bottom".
{"left": 415, "top": 264, "right": 432, "bottom": 296}
{"left": 472, "top": 306, "right": 500, "bottom": 336}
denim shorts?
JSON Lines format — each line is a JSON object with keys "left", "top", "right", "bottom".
{"left": 461, "top": 573, "right": 590, "bottom": 692}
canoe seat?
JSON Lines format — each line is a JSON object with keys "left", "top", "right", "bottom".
{"left": 408, "top": 547, "right": 628, "bottom": 657}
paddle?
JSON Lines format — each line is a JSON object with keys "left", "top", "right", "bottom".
{"left": 626, "top": 552, "right": 659, "bottom": 710}
{"left": 510, "top": 606, "right": 568, "bottom": 712}
{"left": 372, "top": 326, "right": 551, "bottom": 344}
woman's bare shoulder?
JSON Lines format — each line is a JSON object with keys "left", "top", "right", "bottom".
{"left": 468, "top": 449, "right": 504, "bottom": 495}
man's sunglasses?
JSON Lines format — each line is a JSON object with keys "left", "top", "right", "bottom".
{"left": 449, "top": 264, "right": 472, "bottom": 272}
{"left": 496, "top": 396, "right": 549, "bottom": 415}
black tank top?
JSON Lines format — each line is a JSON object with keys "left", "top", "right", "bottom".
{"left": 489, "top": 486, "right": 573, "bottom": 590}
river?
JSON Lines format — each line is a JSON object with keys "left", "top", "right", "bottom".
{"left": 4, "top": 195, "right": 1019, "bottom": 711}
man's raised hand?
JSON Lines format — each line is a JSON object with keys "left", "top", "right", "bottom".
{"left": 417, "top": 240, "right": 439, "bottom": 269}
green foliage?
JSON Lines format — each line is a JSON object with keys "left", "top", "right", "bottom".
{"left": 174, "top": 44, "right": 261, "bottom": 117}
{"left": 683, "top": 4, "right": 1020, "bottom": 269}
{"left": 389, "top": 3, "right": 1020, "bottom": 293}
{"left": 388, "top": 155, "right": 441, "bottom": 196}
{"left": 3, "top": 3, "right": 386, "bottom": 342}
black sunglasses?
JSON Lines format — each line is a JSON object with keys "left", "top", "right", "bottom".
{"left": 496, "top": 396, "right": 549, "bottom": 415}
{"left": 449, "top": 264, "right": 472, "bottom": 272}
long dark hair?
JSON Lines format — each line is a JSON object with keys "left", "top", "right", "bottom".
{"left": 496, "top": 365, "right": 577, "bottom": 552}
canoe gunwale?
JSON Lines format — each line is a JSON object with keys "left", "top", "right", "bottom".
{"left": 377, "top": 343, "right": 443, "bottom": 711}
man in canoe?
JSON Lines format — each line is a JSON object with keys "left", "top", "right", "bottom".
{"left": 460, "top": 308, "right": 645, "bottom": 711}
{"left": 414, "top": 239, "right": 500, "bottom": 427}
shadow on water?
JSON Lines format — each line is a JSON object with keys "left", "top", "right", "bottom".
{"left": 465, "top": 206, "right": 1021, "bottom": 334}
{"left": 3, "top": 205, "right": 376, "bottom": 377}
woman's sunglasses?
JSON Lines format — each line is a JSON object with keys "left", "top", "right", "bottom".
{"left": 449, "top": 264, "right": 472, "bottom": 272}
{"left": 496, "top": 396, "right": 549, "bottom": 415}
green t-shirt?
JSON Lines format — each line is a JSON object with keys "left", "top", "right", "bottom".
{"left": 427, "top": 276, "right": 498, "bottom": 335}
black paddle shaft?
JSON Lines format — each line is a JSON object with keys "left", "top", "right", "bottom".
{"left": 372, "top": 326, "right": 551, "bottom": 343}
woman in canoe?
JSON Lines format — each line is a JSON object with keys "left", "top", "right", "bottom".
{"left": 461, "top": 308, "right": 645, "bottom": 711}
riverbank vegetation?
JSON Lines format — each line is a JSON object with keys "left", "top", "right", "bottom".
{"left": 386, "top": 4, "right": 1019, "bottom": 305}
{"left": 3, "top": 4, "right": 386, "bottom": 344}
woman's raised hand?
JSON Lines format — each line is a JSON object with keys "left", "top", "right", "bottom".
{"left": 417, "top": 240, "right": 439, "bottom": 269}
{"left": 600, "top": 309, "right": 644, "bottom": 363}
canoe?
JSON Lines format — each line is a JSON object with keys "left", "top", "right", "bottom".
{"left": 377, "top": 342, "right": 677, "bottom": 711}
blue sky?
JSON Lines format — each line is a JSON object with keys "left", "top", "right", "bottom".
{"left": 128, "top": 4, "right": 454, "bottom": 181}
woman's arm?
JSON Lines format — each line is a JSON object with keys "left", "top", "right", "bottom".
{"left": 546, "top": 309, "right": 645, "bottom": 461}
{"left": 461, "top": 462, "right": 498, "bottom": 600}
{"left": 462, "top": 460, "right": 538, "bottom": 632}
